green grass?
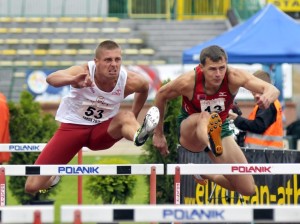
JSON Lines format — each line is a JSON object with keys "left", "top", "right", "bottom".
{"left": 6, "top": 155, "right": 149, "bottom": 224}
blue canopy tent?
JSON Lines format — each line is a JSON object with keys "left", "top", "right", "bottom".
{"left": 182, "top": 4, "right": 300, "bottom": 64}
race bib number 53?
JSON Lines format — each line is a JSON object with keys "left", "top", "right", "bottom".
{"left": 80, "top": 103, "right": 113, "bottom": 123}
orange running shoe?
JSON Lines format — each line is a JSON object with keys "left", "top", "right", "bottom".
{"left": 207, "top": 112, "right": 223, "bottom": 156}
{"left": 193, "top": 174, "right": 208, "bottom": 185}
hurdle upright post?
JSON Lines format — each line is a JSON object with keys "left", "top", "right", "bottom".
{"left": 33, "top": 210, "right": 41, "bottom": 224}
{"left": 174, "top": 166, "right": 180, "bottom": 205}
{"left": 73, "top": 209, "right": 81, "bottom": 224}
{"left": 0, "top": 167, "right": 6, "bottom": 206}
{"left": 150, "top": 166, "right": 157, "bottom": 205}
{"left": 77, "top": 149, "right": 83, "bottom": 205}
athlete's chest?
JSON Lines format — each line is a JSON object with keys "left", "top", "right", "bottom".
{"left": 192, "top": 92, "right": 229, "bottom": 114}
{"left": 78, "top": 84, "right": 124, "bottom": 106}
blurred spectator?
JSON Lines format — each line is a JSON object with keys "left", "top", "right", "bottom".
{"left": 0, "top": 92, "right": 11, "bottom": 163}
{"left": 228, "top": 70, "right": 284, "bottom": 149}
{"left": 286, "top": 119, "right": 300, "bottom": 149}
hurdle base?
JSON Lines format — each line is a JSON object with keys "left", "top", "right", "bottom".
{"left": 96, "top": 222, "right": 119, "bottom": 224}
{"left": 28, "top": 199, "right": 55, "bottom": 205}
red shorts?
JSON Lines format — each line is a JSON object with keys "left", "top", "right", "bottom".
{"left": 35, "top": 118, "right": 122, "bottom": 165}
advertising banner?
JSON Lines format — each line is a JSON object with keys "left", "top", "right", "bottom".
{"left": 267, "top": 0, "right": 300, "bottom": 12}
{"left": 178, "top": 146, "right": 300, "bottom": 205}
{"left": 26, "top": 69, "right": 69, "bottom": 102}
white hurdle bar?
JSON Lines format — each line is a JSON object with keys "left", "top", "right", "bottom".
{"left": 0, "top": 164, "right": 164, "bottom": 176}
{"left": 0, "top": 143, "right": 96, "bottom": 205}
{"left": 61, "top": 204, "right": 300, "bottom": 223}
{"left": 167, "top": 163, "right": 300, "bottom": 175}
{"left": 0, "top": 143, "right": 164, "bottom": 205}
{"left": 0, "top": 143, "right": 144, "bottom": 205}
{"left": 0, "top": 205, "right": 54, "bottom": 223}
{"left": 0, "top": 143, "right": 90, "bottom": 152}
{"left": 0, "top": 164, "right": 163, "bottom": 206}
{"left": 167, "top": 163, "right": 300, "bottom": 205}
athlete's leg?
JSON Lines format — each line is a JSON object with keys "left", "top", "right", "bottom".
{"left": 25, "top": 123, "right": 90, "bottom": 195}
{"left": 88, "top": 117, "right": 124, "bottom": 150}
{"left": 108, "top": 110, "right": 140, "bottom": 140}
{"left": 88, "top": 110, "right": 140, "bottom": 152}
{"left": 89, "top": 107, "right": 160, "bottom": 150}
{"left": 182, "top": 114, "right": 254, "bottom": 195}
{"left": 179, "top": 112, "right": 216, "bottom": 184}
{"left": 90, "top": 107, "right": 159, "bottom": 148}
{"left": 207, "top": 135, "right": 256, "bottom": 196}
{"left": 179, "top": 112, "right": 211, "bottom": 152}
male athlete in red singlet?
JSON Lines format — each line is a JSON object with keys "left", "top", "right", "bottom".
{"left": 152, "top": 45, "right": 279, "bottom": 196}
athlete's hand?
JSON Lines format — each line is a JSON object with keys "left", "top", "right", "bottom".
{"left": 71, "top": 64, "right": 93, "bottom": 88}
{"left": 153, "top": 133, "right": 169, "bottom": 157}
{"left": 228, "top": 109, "right": 238, "bottom": 120}
{"left": 254, "top": 93, "right": 270, "bottom": 109}
{"left": 71, "top": 73, "right": 93, "bottom": 88}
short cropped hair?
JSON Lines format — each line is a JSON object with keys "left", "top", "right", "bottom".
{"left": 200, "top": 45, "right": 228, "bottom": 65}
{"left": 253, "top": 70, "right": 272, "bottom": 84}
{"left": 95, "top": 40, "right": 120, "bottom": 58}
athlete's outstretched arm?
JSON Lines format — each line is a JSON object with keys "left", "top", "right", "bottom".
{"left": 153, "top": 72, "right": 192, "bottom": 155}
{"left": 229, "top": 67, "right": 280, "bottom": 109}
{"left": 125, "top": 71, "right": 149, "bottom": 118}
{"left": 46, "top": 64, "right": 92, "bottom": 88}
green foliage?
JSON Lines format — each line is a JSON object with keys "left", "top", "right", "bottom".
{"left": 140, "top": 80, "right": 182, "bottom": 204}
{"left": 8, "top": 91, "right": 59, "bottom": 204}
{"left": 85, "top": 158, "right": 137, "bottom": 204}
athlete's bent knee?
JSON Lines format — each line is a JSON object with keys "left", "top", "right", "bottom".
{"left": 115, "top": 110, "right": 135, "bottom": 122}
{"left": 239, "top": 185, "right": 256, "bottom": 196}
{"left": 25, "top": 179, "right": 38, "bottom": 195}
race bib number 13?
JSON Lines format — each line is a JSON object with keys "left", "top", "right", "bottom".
{"left": 200, "top": 98, "right": 225, "bottom": 113}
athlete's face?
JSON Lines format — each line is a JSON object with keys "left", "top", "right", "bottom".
{"left": 94, "top": 48, "right": 122, "bottom": 80}
{"left": 201, "top": 57, "right": 227, "bottom": 89}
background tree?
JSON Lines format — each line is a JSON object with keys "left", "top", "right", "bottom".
{"left": 85, "top": 157, "right": 137, "bottom": 204}
{"left": 8, "top": 91, "right": 59, "bottom": 204}
{"left": 140, "top": 80, "right": 181, "bottom": 204}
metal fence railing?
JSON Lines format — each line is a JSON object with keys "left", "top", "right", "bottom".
{"left": 0, "top": 0, "right": 263, "bottom": 20}
{"left": 231, "top": 0, "right": 263, "bottom": 20}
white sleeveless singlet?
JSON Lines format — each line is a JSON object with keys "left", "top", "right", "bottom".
{"left": 55, "top": 61, "right": 127, "bottom": 125}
